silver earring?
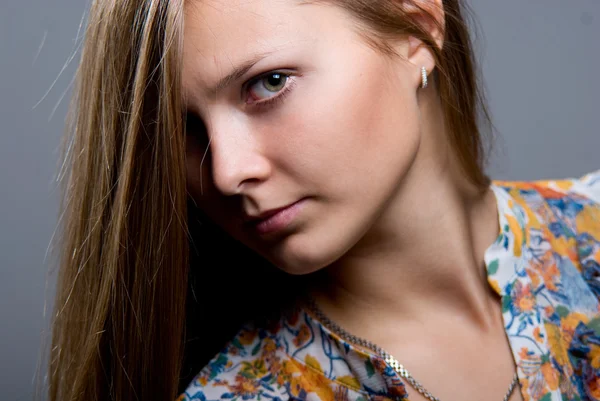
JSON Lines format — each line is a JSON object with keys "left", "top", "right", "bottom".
{"left": 421, "top": 66, "right": 428, "bottom": 89}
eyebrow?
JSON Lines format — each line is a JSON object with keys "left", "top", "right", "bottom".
{"left": 206, "top": 51, "right": 274, "bottom": 96}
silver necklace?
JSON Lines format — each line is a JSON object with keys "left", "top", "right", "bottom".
{"left": 305, "top": 298, "right": 519, "bottom": 401}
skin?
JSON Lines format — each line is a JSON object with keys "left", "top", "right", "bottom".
{"left": 183, "top": 1, "right": 523, "bottom": 400}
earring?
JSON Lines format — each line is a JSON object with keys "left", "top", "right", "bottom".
{"left": 421, "top": 66, "right": 428, "bottom": 89}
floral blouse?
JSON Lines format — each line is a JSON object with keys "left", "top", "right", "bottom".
{"left": 180, "top": 170, "right": 600, "bottom": 401}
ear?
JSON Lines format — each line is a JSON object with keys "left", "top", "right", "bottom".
{"left": 404, "top": 0, "right": 445, "bottom": 85}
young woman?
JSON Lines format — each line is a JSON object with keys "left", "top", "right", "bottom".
{"left": 49, "top": 1, "right": 600, "bottom": 401}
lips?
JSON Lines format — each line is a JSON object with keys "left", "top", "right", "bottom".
{"left": 244, "top": 204, "right": 294, "bottom": 223}
{"left": 243, "top": 199, "right": 306, "bottom": 236}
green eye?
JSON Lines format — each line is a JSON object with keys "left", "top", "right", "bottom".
{"left": 262, "top": 73, "right": 287, "bottom": 93}
{"left": 250, "top": 72, "right": 290, "bottom": 100}
{"left": 246, "top": 71, "right": 296, "bottom": 109}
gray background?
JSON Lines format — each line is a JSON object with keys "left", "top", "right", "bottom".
{"left": 0, "top": 0, "right": 598, "bottom": 399}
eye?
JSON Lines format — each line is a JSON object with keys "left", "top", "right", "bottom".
{"left": 247, "top": 72, "right": 290, "bottom": 103}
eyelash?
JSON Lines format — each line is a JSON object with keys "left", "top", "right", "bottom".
{"left": 245, "top": 71, "right": 297, "bottom": 111}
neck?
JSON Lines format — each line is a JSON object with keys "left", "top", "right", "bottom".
{"left": 309, "top": 89, "right": 501, "bottom": 337}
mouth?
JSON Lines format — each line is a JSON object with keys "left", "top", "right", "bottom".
{"left": 244, "top": 199, "right": 306, "bottom": 236}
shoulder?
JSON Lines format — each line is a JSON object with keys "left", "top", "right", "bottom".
{"left": 493, "top": 169, "right": 600, "bottom": 294}
{"left": 490, "top": 171, "right": 600, "bottom": 401}
{"left": 178, "top": 322, "right": 291, "bottom": 401}
{"left": 493, "top": 169, "right": 600, "bottom": 225}
{"left": 493, "top": 169, "right": 600, "bottom": 243}
{"left": 571, "top": 169, "right": 600, "bottom": 203}
{"left": 493, "top": 169, "right": 599, "bottom": 199}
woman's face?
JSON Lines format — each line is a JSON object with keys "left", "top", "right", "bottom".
{"left": 183, "top": 0, "right": 425, "bottom": 274}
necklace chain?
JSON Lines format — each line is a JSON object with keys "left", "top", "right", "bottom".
{"left": 305, "top": 298, "right": 519, "bottom": 401}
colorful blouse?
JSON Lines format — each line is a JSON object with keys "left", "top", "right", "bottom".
{"left": 180, "top": 170, "right": 600, "bottom": 401}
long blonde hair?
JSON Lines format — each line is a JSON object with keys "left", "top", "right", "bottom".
{"left": 50, "top": 1, "right": 187, "bottom": 399}
{"left": 50, "top": 1, "right": 490, "bottom": 400}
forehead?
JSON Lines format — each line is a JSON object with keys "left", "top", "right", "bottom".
{"left": 184, "top": 0, "right": 304, "bottom": 50}
{"left": 182, "top": 0, "right": 355, "bottom": 100}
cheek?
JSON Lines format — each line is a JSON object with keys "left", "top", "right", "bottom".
{"left": 277, "top": 64, "right": 420, "bottom": 198}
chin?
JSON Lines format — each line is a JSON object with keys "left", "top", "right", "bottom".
{"left": 262, "top": 228, "right": 352, "bottom": 276}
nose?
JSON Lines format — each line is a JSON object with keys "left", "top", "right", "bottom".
{"left": 208, "top": 119, "right": 271, "bottom": 196}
